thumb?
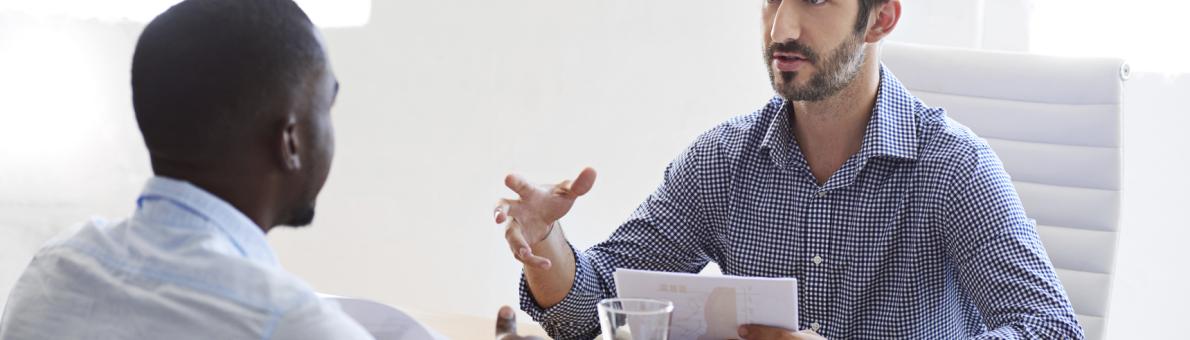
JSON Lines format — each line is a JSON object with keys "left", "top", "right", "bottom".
{"left": 562, "top": 167, "right": 597, "bottom": 198}
{"left": 496, "top": 305, "right": 518, "bottom": 337}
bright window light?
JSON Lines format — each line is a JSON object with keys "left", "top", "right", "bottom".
{"left": 1030, "top": 0, "right": 1188, "bottom": 73}
{"left": 0, "top": 0, "right": 370, "bottom": 27}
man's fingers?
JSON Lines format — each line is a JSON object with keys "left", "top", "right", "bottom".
{"left": 739, "top": 324, "right": 795, "bottom": 339}
{"left": 505, "top": 225, "right": 531, "bottom": 258}
{"left": 564, "top": 167, "right": 597, "bottom": 198}
{"left": 494, "top": 201, "right": 507, "bottom": 223}
{"left": 493, "top": 199, "right": 521, "bottom": 224}
{"left": 504, "top": 226, "right": 553, "bottom": 269}
{"left": 509, "top": 168, "right": 596, "bottom": 199}
{"left": 522, "top": 250, "right": 552, "bottom": 269}
{"left": 495, "top": 305, "right": 517, "bottom": 336}
{"left": 791, "top": 330, "right": 826, "bottom": 340}
{"left": 504, "top": 174, "right": 535, "bottom": 198}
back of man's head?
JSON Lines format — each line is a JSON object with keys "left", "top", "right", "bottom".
{"left": 132, "top": 0, "right": 324, "bottom": 164}
{"left": 132, "top": 0, "right": 339, "bottom": 229}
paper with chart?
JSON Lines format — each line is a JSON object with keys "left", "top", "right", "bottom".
{"left": 613, "top": 269, "right": 798, "bottom": 340}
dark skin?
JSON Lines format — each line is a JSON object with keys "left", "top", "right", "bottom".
{"left": 143, "top": 24, "right": 535, "bottom": 338}
{"left": 148, "top": 27, "right": 340, "bottom": 234}
{"left": 496, "top": 305, "right": 546, "bottom": 340}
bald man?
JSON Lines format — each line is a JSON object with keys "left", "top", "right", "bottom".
{"left": 0, "top": 0, "right": 365, "bottom": 339}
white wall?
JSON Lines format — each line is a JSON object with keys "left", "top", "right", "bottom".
{"left": 887, "top": 0, "right": 1033, "bottom": 51}
{"left": 2, "top": 1, "right": 1186, "bottom": 338}
{"left": 889, "top": 0, "right": 987, "bottom": 48}
{"left": 267, "top": 1, "right": 771, "bottom": 317}
{"left": 0, "top": 13, "right": 150, "bottom": 307}
{"left": 1109, "top": 72, "right": 1190, "bottom": 339}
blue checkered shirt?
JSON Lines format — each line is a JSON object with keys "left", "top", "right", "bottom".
{"left": 519, "top": 65, "right": 1083, "bottom": 340}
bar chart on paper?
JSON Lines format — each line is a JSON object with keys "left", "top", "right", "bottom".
{"left": 613, "top": 269, "right": 799, "bottom": 340}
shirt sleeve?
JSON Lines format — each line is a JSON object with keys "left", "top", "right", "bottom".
{"left": 268, "top": 294, "right": 376, "bottom": 340}
{"left": 943, "top": 144, "right": 1085, "bottom": 339}
{"left": 519, "top": 138, "right": 718, "bottom": 340}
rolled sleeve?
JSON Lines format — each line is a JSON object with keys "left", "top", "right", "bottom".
{"left": 518, "top": 242, "right": 604, "bottom": 340}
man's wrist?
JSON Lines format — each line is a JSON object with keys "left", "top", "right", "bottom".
{"left": 529, "top": 221, "right": 566, "bottom": 255}
{"left": 533, "top": 221, "right": 560, "bottom": 246}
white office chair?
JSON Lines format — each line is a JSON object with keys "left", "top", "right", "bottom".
{"left": 318, "top": 294, "right": 448, "bottom": 340}
{"left": 881, "top": 42, "right": 1128, "bottom": 340}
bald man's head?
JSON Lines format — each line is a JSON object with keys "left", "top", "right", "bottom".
{"left": 132, "top": 0, "right": 339, "bottom": 229}
{"left": 132, "top": 0, "right": 325, "bottom": 163}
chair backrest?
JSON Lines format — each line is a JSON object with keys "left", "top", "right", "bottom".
{"left": 318, "top": 294, "right": 447, "bottom": 340}
{"left": 881, "top": 42, "right": 1127, "bottom": 340}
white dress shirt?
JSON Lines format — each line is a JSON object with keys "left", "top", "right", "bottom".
{"left": 0, "top": 177, "right": 376, "bottom": 340}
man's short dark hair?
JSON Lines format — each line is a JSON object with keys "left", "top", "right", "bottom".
{"left": 131, "top": 0, "right": 325, "bottom": 162}
{"left": 855, "top": 0, "right": 892, "bottom": 33}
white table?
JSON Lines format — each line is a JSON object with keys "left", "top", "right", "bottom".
{"left": 407, "top": 309, "right": 549, "bottom": 339}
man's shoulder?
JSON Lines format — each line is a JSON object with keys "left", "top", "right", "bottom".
{"left": 4, "top": 217, "right": 342, "bottom": 338}
{"left": 20, "top": 217, "right": 122, "bottom": 274}
{"left": 911, "top": 104, "right": 1008, "bottom": 188}
{"left": 689, "top": 96, "right": 783, "bottom": 154}
{"left": 916, "top": 105, "right": 995, "bottom": 165}
{"left": 18, "top": 217, "right": 321, "bottom": 314}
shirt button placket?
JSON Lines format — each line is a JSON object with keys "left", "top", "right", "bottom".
{"left": 812, "top": 190, "right": 828, "bottom": 269}
{"left": 803, "top": 187, "right": 831, "bottom": 335}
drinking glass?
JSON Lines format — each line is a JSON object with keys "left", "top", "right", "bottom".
{"left": 597, "top": 298, "right": 674, "bottom": 340}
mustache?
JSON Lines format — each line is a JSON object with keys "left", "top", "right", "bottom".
{"left": 766, "top": 40, "right": 819, "bottom": 63}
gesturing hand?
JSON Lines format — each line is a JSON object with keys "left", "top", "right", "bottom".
{"left": 494, "top": 167, "right": 597, "bottom": 270}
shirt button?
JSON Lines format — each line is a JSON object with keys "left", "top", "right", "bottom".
{"left": 817, "top": 191, "right": 827, "bottom": 198}
{"left": 812, "top": 256, "right": 823, "bottom": 265}
{"left": 810, "top": 322, "right": 822, "bottom": 332}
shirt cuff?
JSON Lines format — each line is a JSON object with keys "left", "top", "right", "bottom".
{"left": 518, "top": 241, "right": 605, "bottom": 340}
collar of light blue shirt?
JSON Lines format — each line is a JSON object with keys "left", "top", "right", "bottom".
{"left": 136, "top": 176, "right": 281, "bottom": 267}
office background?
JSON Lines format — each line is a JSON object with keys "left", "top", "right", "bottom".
{"left": 1, "top": 0, "right": 1186, "bottom": 338}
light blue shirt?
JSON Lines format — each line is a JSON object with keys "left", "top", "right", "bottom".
{"left": 0, "top": 177, "right": 375, "bottom": 340}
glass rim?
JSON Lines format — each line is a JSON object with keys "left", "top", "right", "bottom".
{"left": 597, "top": 298, "right": 675, "bottom": 315}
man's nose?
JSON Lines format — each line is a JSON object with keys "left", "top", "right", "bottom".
{"left": 769, "top": 2, "right": 802, "bottom": 43}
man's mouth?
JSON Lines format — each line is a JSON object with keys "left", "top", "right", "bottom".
{"left": 772, "top": 51, "right": 810, "bottom": 73}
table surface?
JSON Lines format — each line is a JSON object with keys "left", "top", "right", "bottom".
{"left": 407, "top": 309, "right": 550, "bottom": 339}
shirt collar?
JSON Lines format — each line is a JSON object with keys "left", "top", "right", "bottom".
{"left": 760, "top": 64, "right": 920, "bottom": 169}
{"left": 136, "top": 176, "right": 280, "bottom": 267}
{"left": 858, "top": 64, "right": 919, "bottom": 162}
{"left": 759, "top": 96, "right": 795, "bottom": 167}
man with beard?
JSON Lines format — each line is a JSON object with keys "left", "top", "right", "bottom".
{"left": 494, "top": 0, "right": 1084, "bottom": 339}
{"left": 0, "top": 0, "right": 374, "bottom": 339}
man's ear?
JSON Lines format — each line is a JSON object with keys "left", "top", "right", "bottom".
{"left": 865, "top": 0, "right": 901, "bottom": 43}
{"left": 280, "top": 114, "right": 302, "bottom": 172}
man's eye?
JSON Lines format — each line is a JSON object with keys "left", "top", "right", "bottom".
{"left": 806, "top": 0, "right": 827, "bottom": 5}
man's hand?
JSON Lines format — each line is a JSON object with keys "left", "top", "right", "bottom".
{"left": 496, "top": 305, "right": 547, "bottom": 340}
{"left": 494, "top": 167, "right": 596, "bottom": 270}
{"left": 738, "top": 325, "right": 826, "bottom": 340}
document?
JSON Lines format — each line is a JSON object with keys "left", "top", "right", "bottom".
{"left": 613, "top": 269, "right": 798, "bottom": 340}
